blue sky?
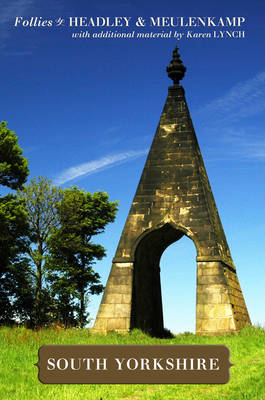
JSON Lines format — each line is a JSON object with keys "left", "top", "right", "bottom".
{"left": 1, "top": 0, "right": 264, "bottom": 333}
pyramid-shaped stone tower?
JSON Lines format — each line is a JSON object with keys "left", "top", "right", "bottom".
{"left": 93, "top": 46, "right": 251, "bottom": 335}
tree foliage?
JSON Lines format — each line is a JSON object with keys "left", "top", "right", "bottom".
{"left": 0, "top": 122, "right": 119, "bottom": 328}
{"left": 18, "top": 177, "right": 63, "bottom": 326}
{"left": 0, "top": 257, "right": 34, "bottom": 325}
{"left": 0, "top": 121, "right": 29, "bottom": 190}
{"left": 0, "top": 121, "right": 31, "bottom": 325}
{"left": 0, "top": 121, "right": 29, "bottom": 267}
{"left": 0, "top": 195, "right": 28, "bottom": 266}
{"left": 47, "top": 187, "right": 118, "bottom": 327}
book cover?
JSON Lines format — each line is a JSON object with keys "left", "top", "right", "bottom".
{"left": 1, "top": 0, "right": 264, "bottom": 399}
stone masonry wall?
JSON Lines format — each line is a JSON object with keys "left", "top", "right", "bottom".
{"left": 93, "top": 84, "right": 251, "bottom": 335}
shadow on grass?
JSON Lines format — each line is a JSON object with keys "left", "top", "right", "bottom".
{"left": 136, "top": 327, "right": 176, "bottom": 339}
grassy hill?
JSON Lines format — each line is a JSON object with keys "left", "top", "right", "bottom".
{"left": 0, "top": 325, "right": 264, "bottom": 399}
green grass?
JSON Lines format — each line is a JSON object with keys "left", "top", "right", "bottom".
{"left": 0, "top": 325, "right": 264, "bottom": 399}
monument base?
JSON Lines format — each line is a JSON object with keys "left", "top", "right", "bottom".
{"left": 196, "top": 261, "right": 251, "bottom": 335}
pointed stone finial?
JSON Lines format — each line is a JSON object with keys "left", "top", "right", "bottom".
{"left": 166, "top": 45, "right": 186, "bottom": 85}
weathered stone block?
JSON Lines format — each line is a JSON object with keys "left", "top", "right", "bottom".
{"left": 197, "top": 292, "right": 222, "bottom": 304}
{"left": 115, "top": 304, "right": 131, "bottom": 318}
{"left": 197, "top": 275, "right": 226, "bottom": 285}
{"left": 198, "top": 317, "right": 232, "bottom": 332}
{"left": 122, "top": 294, "right": 132, "bottom": 304}
{"left": 97, "top": 304, "right": 115, "bottom": 318}
{"left": 106, "top": 284, "right": 132, "bottom": 295}
{"left": 104, "top": 293, "right": 123, "bottom": 304}
{"left": 197, "top": 284, "right": 227, "bottom": 294}
{"left": 93, "top": 318, "right": 108, "bottom": 331}
{"left": 203, "top": 267, "right": 222, "bottom": 276}
{"left": 107, "top": 318, "right": 127, "bottom": 331}
{"left": 109, "top": 275, "right": 131, "bottom": 285}
{"left": 200, "top": 304, "right": 233, "bottom": 319}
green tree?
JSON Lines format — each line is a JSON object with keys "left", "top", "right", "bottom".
{"left": 0, "top": 121, "right": 29, "bottom": 189}
{"left": 47, "top": 187, "right": 118, "bottom": 327}
{"left": 0, "top": 196, "right": 33, "bottom": 325}
{"left": 47, "top": 272, "right": 78, "bottom": 328}
{"left": 18, "top": 177, "right": 63, "bottom": 326}
{"left": 2, "top": 257, "right": 34, "bottom": 325}
{"left": 0, "top": 121, "right": 30, "bottom": 325}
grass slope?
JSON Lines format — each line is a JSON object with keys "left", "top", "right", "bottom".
{"left": 0, "top": 325, "right": 264, "bottom": 400}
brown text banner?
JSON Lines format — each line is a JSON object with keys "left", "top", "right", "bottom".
{"left": 35, "top": 345, "right": 233, "bottom": 384}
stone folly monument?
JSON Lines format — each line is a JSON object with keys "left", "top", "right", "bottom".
{"left": 93, "top": 46, "right": 251, "bottom": 335}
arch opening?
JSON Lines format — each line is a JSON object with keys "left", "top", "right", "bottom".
{"left": 130, "top": 223, "right": 196, "bottom": 336}
{"left": 160, "top": 235, "right": 196, "bottom": 335}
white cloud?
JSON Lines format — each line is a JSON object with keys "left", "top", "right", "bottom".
{"left": 55, "top": 149, "right": 148, "bottom": 185}
{"left": 1, "top": 0, "right": 33, "bottom": 24}
{"left": 0, "top": 0, "right": 34, "bottom": 47}
{"left": 220, "top": 128, "right": 265, "bottom": 161}
{"left": 197, "top": 71, "right": 265, "bottom": 125}
{"left": 104, "top": 126, "right": 120, "bottom": 134}
{"left": 195, "top": 71, "right": 265, "bottom": 162}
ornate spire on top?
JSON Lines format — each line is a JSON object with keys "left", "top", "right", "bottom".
{"left": 166, "top": 45, "right": 186, "bottom": 85}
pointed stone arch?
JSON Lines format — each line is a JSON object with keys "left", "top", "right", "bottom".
{"left": 93, "top": 46, "right": 251, "bottom": 335}
{"left": 130, "top": 222, "right": 196, "bottom": 336}
{"left": 130, "top": 221, "right": 198, "bottom": 260}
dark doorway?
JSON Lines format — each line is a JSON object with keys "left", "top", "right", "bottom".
{"left": 130, "top": 223, "right": 194, "bottom": 336}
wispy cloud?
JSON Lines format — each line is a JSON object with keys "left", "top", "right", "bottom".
{"left": 195, "top": 71, "right": 265, "bottom": 162}
{"left": 1, "top": 0, "right": 34, "bottom": 49}
{"left": 1, "top": 0, "right": 33, "bottom": 24}
{"left": 197, "top": 71, "right": 265, "bottom": 125}
{"left": 104, "top": 126, "right": 120, "bottom": 134}
{"left": 55, "top": 149, "right": 148, "bottom": 185}
{"left": 220, "top": 128, "right": 265, "bottom": 161}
